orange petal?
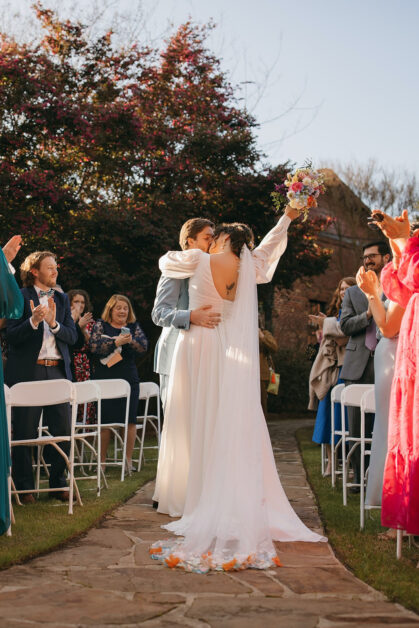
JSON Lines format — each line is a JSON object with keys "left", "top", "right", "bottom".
{"left": 165, "top": 554, "right": 181, "bottom": 568}
{"left": 150, "top": 546, "right": 162, "bottom": 554}
{"left": 272, "top": 556, "right": 282, "bottom": 567}
{"left": 222, "top": 558, "right": 237, "bottom": 571}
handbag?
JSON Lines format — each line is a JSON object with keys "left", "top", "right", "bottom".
{"left": 266, "top": 355, "right": 280, "bottom": 395}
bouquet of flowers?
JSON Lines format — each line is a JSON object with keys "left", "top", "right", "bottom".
{"left": 272, "top": 163, "right": 326, "bottom": 220}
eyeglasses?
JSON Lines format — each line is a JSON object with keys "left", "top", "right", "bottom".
{"left": 362, "top": 253, "right": 382, "bottom": 263}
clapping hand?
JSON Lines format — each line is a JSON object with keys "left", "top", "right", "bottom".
{"left": 29, "top": 300, "right": 48, "bottom": 326}
{"left": 308, "top": 312, "right": 326, "bottom": 328}
{"left": 44, "top": 297, "right": 57, "bottom": 328}
{"left": 79, "top": 311, "right": 93, "bottom": 330}
{"left": 356, "top": 266, "right": 380, "bottom": 297}
{"left": 3, "top": 235, "right": 22, "bottom": 263}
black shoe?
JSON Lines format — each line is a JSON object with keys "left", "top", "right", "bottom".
{"left": 349, "top": 486, "right": 360, "bottom": 494}
{"left": 152, "top": 501, "right": 158, "bottom": 510}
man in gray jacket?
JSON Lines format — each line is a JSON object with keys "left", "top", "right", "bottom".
{"left": 340, "top": 240, "right": 391, "bottom": 492}
{"left": 152, "top": 217, "right": 221, "bottom": 409}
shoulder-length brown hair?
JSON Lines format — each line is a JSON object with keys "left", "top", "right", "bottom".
{"left": 101, "top": 295, "right": 136, "bottom": 324}
{"left": 326, "top": 277, "right": 356, "bottom": 317}
{"left": 67, "top": 289, "right": 93, "bottom": 315}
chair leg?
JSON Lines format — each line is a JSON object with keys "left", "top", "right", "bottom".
{"left": 396, "top": 529, "right": 403, "bottom": 559}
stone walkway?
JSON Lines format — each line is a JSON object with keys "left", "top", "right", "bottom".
{"left": 0, "top": 419, "right": 418, "bottom": 627}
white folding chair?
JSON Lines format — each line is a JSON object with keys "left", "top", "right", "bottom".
{"left": 7, "top": 380, "right": 82, "bottom": 514}
{"left": 330, "top": 383, "right": 346, "bottom": 488}
{"left": 341, "top": 384, "right": 374, "bottom": 505}
{"left": 134, "top": 382, "right": 161, "bottom": 472}
{"left": 73, "top": 381, "right": 107, "bottom": 495}
{"left": 360, "top": 387, "right": 376, "bottom": 530}
{"left": 92, "top": 379, "right": 131, "bottom": 481}
{"left": 3, "top": 385, "right": 18, "bottom": 536}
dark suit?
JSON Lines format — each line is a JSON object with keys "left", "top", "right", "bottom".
{"left": 340, "top": 285, "right": 377, "bottom": 483}
{"left": 5, "top": 287, "right": 77, "bottom": 491}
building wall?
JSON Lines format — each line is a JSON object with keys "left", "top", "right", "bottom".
{"left": 271, "top": 169, "right": 378, "bottom": 352}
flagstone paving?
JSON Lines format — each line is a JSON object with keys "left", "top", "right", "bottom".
{"left": 0, "top": 419, "right": 418, "bottom": 627}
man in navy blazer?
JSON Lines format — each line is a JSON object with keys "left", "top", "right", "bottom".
{"left": 5, "top": 251, "right": 77, "bottom": 503}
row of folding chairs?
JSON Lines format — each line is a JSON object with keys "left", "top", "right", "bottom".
{"left": 4, "top": 379, "right": 160, "bottom": 535}
{"left": 325, "top": 383, "right": 409, "bottom": 559}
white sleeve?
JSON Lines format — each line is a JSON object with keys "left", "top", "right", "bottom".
{"left": 252, "top": 214, "right": 291, "bottom": 284}
{"left": 159, "top": 248, "right": 202, "bottom": 279}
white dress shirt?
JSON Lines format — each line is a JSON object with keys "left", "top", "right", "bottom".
{"left": 30, "top": 286, "right": 62, "bottom": 360}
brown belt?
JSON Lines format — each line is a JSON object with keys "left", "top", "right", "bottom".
{"left": 36, "top": 359, "right": 62, "bottom": 367}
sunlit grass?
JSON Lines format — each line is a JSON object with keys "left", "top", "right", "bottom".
{"left": 297, "top": 427, "right": 419, "bottom": 614}
{"left": 0, "top": 455, "right": 157, "bottom": 570}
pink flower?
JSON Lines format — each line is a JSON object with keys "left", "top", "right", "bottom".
{"left": 291, "top": 182, "right": 303, "bottom": 192}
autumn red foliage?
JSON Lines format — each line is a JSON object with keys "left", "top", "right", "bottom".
{"left": 0, "top": 5, "right": 332, "bottom": 358}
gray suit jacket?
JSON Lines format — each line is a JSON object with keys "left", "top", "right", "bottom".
{"left": 152, "top": 275, "right": 190, "bottom": 376}
{"left": 340, "top": 284, "right": 378, "bottom": 381}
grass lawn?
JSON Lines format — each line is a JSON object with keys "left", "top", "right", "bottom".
{"left": 0, "top": 457, "right": 157, "bottom": 570}
{"left": 296, "top": 426, "right": 419, "bottom": 614}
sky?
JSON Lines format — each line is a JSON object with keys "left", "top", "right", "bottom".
{"left": 3, "top": 0, "right": 419, "bottom": 175}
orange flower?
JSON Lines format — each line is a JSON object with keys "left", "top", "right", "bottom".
{"left": 222, "top": 558, "right": 237, "bottom": 571}
{"left": 165, "top": 554, "right": 181, "bottom": 568}
{"left": 272, "top": 556, "right": 282, "bottom": 567}
{"left": 150, "top": 546, "right": 162, "bottom": 554}
{"left": 307, "top": 195, "right": 317, "bottom": 208}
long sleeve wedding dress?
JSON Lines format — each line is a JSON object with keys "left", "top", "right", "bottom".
{"left": 151, "top": 215, "right": 326, "bottom": 573}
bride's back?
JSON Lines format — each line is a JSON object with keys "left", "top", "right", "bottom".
{"left": 210, "top": 253, "right": 239, "bottom": 301}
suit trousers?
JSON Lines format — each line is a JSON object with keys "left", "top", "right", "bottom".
{"left": 344, "top": 354, "right": 375, "bottom": 482}
{"left": 11, "top": 364, "right": 71, "bottom": 491}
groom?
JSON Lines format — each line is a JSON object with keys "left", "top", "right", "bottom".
{"left": 152, "top": 217, "right": 221, "bottom": 409}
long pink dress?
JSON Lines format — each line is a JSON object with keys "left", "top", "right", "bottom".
{"left": 380, "top": 234, "right": 419, "bottom": 534}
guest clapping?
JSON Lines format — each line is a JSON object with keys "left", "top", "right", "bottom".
{"left": 5, "top": 251, "right": 77, "bottom": 503}
{"left": 356, "top": 264, "right": 405, "bottom": 510}
{"left": 89, "top": 295, "right": 148, "bottom": 471}
{"left": 68, "top": 289, "right": 95, "bottom": 422}
{"left": 368, "top": 210, "right": 419, "bottom": 535}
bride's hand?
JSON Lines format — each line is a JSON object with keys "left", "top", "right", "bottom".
{"left": 284, "top": 205, "right": 300, "bottom": 221}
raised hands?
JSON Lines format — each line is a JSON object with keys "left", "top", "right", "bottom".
{"left": 308, "top": 312, "right": 327, "bottom": 328}
{"left": 79, "top": 311, "right": 93, "bottom": 330}
{"left": 3, "top": 235, "right": 22, "bottom": 263}
{"left": 356, "top": 266, "right": 380, "bottom": 298}
{"left": 370, "top": 209, "right": 410, "bottom": 240}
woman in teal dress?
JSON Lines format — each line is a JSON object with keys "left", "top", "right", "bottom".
{"left": 0, "top": 236, "right": 24, "bottom": 535}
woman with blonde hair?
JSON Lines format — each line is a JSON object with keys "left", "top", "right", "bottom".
{"left": 89, "top": 295, "right": 148, "bottom": 470}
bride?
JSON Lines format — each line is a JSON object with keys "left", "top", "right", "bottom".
{"left": 151, "top": 207, "right": 326, "bottom": 573}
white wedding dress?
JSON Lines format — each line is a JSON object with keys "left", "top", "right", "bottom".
{"left": 152, "top": 215, "right": 326, "bottom": 573}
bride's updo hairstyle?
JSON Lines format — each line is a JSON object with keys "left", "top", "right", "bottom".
{"left": 213, "top": 223, "right": 254, "bottom": 257}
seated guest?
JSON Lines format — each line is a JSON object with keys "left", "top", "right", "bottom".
{"left": 309, "top": 277, "right": 356, "bottom": 476}
{"left": 68, "top": 289, "right": 95, "bottom": 422}
{"left": 89, "top": 295, "right": 148, "bottom": 471}
{"left": 5, "top": 251, "right": 77, "bottom": 503}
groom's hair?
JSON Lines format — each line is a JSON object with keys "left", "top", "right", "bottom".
{"left": 179, "top": 218, "right": 215, "bottom": 250}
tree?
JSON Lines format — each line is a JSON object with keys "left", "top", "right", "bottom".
{"left": 334, "top": 159, "right": 419, "bottom": 218}
{"left": 0, "top": 5, "right": 332, "bottom": 355}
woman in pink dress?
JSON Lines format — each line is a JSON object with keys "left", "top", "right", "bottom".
{"left": 370, "top": 210, "right": 419, "bottom": 534}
